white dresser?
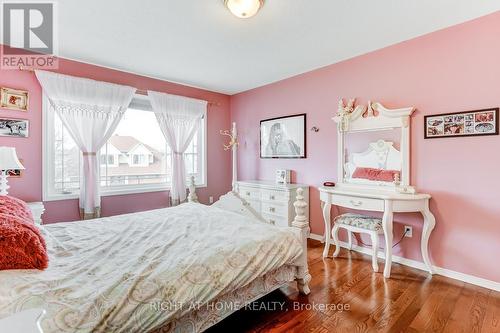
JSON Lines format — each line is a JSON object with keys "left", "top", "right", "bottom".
{"left": 236, "top": 180, "right": 309, "bottom": 227}
{"left": 0, "top": 308, "right": 45, "bottom": 333}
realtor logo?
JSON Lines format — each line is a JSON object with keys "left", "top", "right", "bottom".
{"left": 1, "top": 2, "right": 58, "bottom": 69}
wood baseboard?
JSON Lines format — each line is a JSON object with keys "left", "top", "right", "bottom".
{"left": 309, "top": 233, "right": 500, "bottom": 292}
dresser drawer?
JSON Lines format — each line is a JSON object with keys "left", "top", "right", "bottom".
{"left": 261, "top": 213, "right": 289, "bottom": 227}
{"left": 261, "top": 201, "right": 288, "bottom": 217}
{"left": 238, "top": 186, "right": 261, "bottom": 201}
{"left": 260, "top": 189, "right": 289, "bottom": 203}
{"left": 246, "top": 199, "right": 261, "bottom": 213}
{"left": 332, "top": 194, "right": 384, "bottom": 211}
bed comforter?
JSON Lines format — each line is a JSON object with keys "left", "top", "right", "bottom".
{"left": 0, "top": 203, "right": 303, "bottom": 332}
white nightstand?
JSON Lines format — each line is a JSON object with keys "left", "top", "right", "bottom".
{"left": 27, "top": 202, "right": 45, "bottom": 225}
{"left": 0, "top": 308, "right": 45, "bottom": 333}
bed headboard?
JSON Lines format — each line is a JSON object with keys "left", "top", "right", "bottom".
{"left": 345, "top": 139, "right": 402, "bottom": 183}
{"left": 212, "top": 191, "right": 265, "bottom": 222}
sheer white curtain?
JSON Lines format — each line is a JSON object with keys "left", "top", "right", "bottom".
{"left": 36, "top": 70, "right": 135, "bottom": 219}
{"left": 148, "top": 91, "right": 206, "bottom": 205}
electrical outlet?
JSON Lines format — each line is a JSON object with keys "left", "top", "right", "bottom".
{"left": 404, "top": 226, "right": 413, "bottom": 238}
{"left": 209, "top": 196, "right": 214, "bottom": 204}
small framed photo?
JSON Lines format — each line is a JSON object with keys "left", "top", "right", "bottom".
{"left": 260, "top": 114, "right": 306, "bottom": 158}
{"left": 0, "top": 118, "right": 29, "bottom": 138}
{"left": 7, "top": 169, "right": 22, "bottom": 177}
{"left": 275, "top": 169, "right": 291, "bottom": 184}
{"left": 0, "top": 87, "right": 29, "bottom": 111}
{"left": 424, "top": 108, "right": 499, "bottom": 139}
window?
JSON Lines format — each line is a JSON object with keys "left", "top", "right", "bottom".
{"left": 43, "top": 95, "right": 207, "bottom": 201}
{"left": 100, "top": 154, "right": 115, "bottom": 166}
{"left": 131, "top": 154, "right": 147, "bottom": 166}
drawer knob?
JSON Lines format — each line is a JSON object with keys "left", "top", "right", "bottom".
{"left": 269, "top": 219, "right": 275, "bottom": 225}
{"left": 270, "top": 195, "right": 275, "bottom": 200}
{"left": 269, "top": 207, "right": 276, "bottom": 213}
{"left": 350, "top": 200, "right": 363, "bottom": 207}
{"left": 246, "top": 192, "right": 251, "bottom": 196}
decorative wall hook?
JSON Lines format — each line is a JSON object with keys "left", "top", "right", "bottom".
{"left": 220, "top": 129, "right": 238, "bottom": 151}
{"left": 310, "top": 126, "right": 319, "bottom": 132}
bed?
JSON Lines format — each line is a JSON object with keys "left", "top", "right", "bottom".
{"left": 0, "top": 195, "right": 310, "bottom": 333}
{"left": 0, "top": 123, "right": 310, "bottom": 332}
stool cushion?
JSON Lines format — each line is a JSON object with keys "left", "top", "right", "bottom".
{"left": 334, "top": 213, "right": 383, "bottom": 231}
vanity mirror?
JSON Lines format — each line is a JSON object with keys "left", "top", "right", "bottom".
{"left": 333, "top": 100, "right": 415, "bottom": 193}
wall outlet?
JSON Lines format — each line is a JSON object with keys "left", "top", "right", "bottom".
{"left": 209, "top": 196, "right": 214, "bottom": 204}
{"left": 404, "top": 226, "right": 413, "bottom": 238}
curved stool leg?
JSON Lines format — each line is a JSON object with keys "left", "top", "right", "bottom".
{"left": 332, "top": 224, "right": 341, "bottom": 257}
{"left": 347, "top": 231, "right": 353, "bottom": 250}
{"left": 370, "top": 231, "right": 379, "bottom": 272}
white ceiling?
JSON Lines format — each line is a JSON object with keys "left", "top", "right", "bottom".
{"left": 19, "top": 1, "right": 500, "bottom": 94}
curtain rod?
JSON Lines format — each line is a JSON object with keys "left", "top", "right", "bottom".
{"left": 18, "top": 66, "right": 220, "bottom": 107}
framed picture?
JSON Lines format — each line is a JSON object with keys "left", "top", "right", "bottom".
{"left": 0, "top": 118, "right": 29, "bottom": 138}
{"left": 275, "top": 169, "right": 291, "bottom": 184}
{"left": 7, "top": 169, "right": 22, "bottom": 177}
{"left": 260, "top": 114, "right": 306, "bottom": 158}
{"left": 424, "top": 108, "right": 499, "bottom": 139}
{"left": 0, "top": 87, "right": 29, "bottom": 111}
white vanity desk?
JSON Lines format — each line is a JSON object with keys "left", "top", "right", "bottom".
{"left": 320, "top": 186, "right": 435, "bottom": 278}
{"left": 322, "top": 99, "right": 436, "bottom": 278}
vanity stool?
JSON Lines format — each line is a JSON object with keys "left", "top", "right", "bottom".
{"left": 332, "top": 213, "right": 383, "bottom": 272}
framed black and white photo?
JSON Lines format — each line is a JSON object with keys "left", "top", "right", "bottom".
{"left": 260, "top": 114, "right": 306, "bottom": 158}
{"left": 0, "top": 118, "right": 29, "bottom": 138}
{"left": 424, "top": 108, "right": 498, "bottom": 139}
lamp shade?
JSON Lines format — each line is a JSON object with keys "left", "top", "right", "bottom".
{"left": 0, "top": 147, "right": 25, "bottom": 171}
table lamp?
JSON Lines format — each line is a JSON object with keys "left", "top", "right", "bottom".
{"left": 0, "top": 147, "right": 25, "bottom": 196}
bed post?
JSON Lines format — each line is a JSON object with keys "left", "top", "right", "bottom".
{"left": 187, "top": 176, "right": 198, "bottom": 203}
{"left": 293, "top": 188, "right": 311, "bottom": 295}
{"left": 231, "top": 122, "right": 238, "bottom": 192}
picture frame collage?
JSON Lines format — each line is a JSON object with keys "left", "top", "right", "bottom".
{"left": 424, "top": 108, "right": 499, "bottom": 139}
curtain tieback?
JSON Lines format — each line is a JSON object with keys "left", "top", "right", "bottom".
{"left": 173, "top": 152, "right": 183, "bottom": 156}
{"left": 83, "top": 152, "right": 97, "bottom": 156}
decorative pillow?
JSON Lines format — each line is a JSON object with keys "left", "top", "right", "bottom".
{"left": 352, "top": 167, "right": 400, "bottom": 182}
{"left": 0, "top": 195, "right": 34, "bottom": 222}
{"left": 0, "top": 196, "right": 48, "bottom": 270}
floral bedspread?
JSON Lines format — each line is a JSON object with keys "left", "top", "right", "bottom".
{"left": 0, "top": 203, "right": 302, "bottom": 333}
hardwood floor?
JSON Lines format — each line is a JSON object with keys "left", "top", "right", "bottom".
{"left": 208, "top": 240, "right": 500, "bottom": 333}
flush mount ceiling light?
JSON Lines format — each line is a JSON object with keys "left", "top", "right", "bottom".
{"left": 224, "top": 0, "right": 264, "bottom": 19}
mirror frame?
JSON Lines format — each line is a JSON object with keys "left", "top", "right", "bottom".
{"left": 333, "top": 100, "right": 415, "bottom": 192}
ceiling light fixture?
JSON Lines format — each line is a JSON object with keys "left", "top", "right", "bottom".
{"left": 224, "top": 0, "right": 264, "bottom": 19}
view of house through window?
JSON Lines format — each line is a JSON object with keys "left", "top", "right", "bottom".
{"left": 100, "top": 108, "right": 168, "bottom": 187}
{"left": 48, "top": 99, "right": 205, "bottom": 198}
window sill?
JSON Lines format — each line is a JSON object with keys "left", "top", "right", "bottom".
{"left": 43, "top": 183, "right": 207, "bottom": 202}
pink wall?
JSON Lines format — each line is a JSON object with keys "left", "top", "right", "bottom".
{"left": 0, "top": 57, "right": 232, "bottom": 223}
{"left": 230, "top": 12, "right": 500, "bottom": 282}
